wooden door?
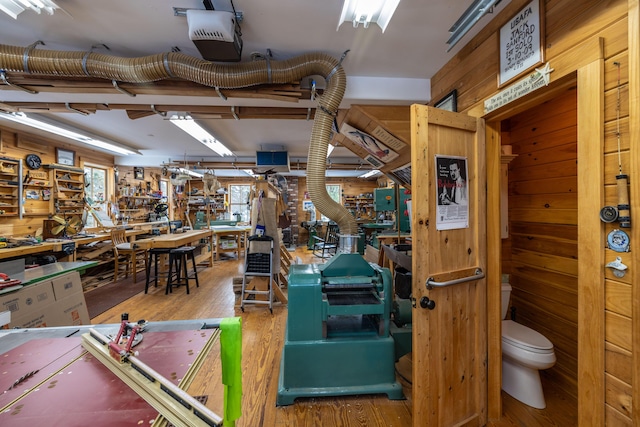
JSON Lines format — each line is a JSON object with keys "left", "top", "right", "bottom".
{"left": 410, "top": 105, "right": 487, "bottom": 426}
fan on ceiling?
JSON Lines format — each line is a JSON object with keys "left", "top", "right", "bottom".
{"left": 50, "top": 215, "right": 83, "bottom": 237}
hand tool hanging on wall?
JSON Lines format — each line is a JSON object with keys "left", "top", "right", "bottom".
{"left": 614, "top": 61, "right": 631, "bottom": 228}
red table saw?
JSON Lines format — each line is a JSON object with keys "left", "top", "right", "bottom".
{"left": 0, "top": 318, "right": 226, "bottom": 426}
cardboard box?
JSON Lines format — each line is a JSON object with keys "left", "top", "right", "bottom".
{"left": 9, "top": 291, "right": 89, "bottom": 328}
{"left": 0, "top": 280, "right": 55, "bottom": 318}
{"left": 220, "top": 239, "right": 238, "bottom": 249}
{"left": 50, "top": 292, "right": 90, "bottom": 326}
{"left": 51, "top": 271, "right": 83, "bottom": 301}
{"left": 3, "top": 271, "right": 89, "bottom": 328}
{"left": 9, "top": 309, "right": 58, "bottom": 329}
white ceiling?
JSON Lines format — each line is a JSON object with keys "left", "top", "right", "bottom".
{"left": 0, "top": 0, "right": 511, "bottom": 176}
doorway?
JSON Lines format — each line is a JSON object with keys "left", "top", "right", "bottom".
{"left": 485, "top": 58, "right": 606, "bottom": 425}
{"left": 497, "top": 86, "right": 578, "bottom": 424}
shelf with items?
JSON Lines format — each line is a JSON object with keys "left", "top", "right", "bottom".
{"left": 186, "top": 184, "right": 227, "bottom": 227}
{"left": 342, "top": 193, "right": 375, "bottom": 221}
{"left": 49, "top": 165, "right": 85, "bottom": 216}
{"left": 118, "top": 195, "right": 164, "bottom": 222}
{"left": 0, "top": 156, "right": 23, "bottom": 218}
{"left": 22, "top": 169, "right": 53, "bottom": 216}
{"left": 116, "top": 173, "right": 167, "bottom": 224}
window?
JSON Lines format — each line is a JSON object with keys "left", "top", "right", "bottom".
{"left": 229, "top": 184, "right": 252, "bottom": 222}
{"left": 321, "top": 184, "right": 341, "bottom": 221}
{"left": 84, "top": 165, "right": 109, "bottom": 228}
{"left": 159, "top": 180, "right": 168, "bottom": 203}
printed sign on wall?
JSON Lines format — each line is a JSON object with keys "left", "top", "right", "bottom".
{"left": 499, "top": 0, "right": 543, "bottom": 86}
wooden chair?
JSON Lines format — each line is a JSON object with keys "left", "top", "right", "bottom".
{"left": 111, "top": 228, "right": 147, "bottom": 283}
{"left": 312, "top": 222, "right": 340, "bottom": 259}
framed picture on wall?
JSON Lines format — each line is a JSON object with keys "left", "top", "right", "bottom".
{"left": 134, "top": 167, "right": 144, "bottom": 180}
{"left": 498, "top": 0, "right": 544, "bottom": 86}
{"left": 434, "top": 89, "right": 457, "bottom": 112}
{"left": 56, "top": 148, "right": 75, "bottom": 166}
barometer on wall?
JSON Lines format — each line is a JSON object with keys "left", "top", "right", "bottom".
{"left": 607, "top": 229, "right": 630, "bottom": 253}
{"left": 25, "top": 154, "right": 42, "bottom": 169}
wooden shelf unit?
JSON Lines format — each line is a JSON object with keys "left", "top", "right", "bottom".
{"left": 49, "top": 165, "right": 85, "bottom": 216}
{"left": 22, "top": 169, "right": 53, "bottom": 216}
{"left": 0, "top": 156, "right": 23, "bottom": 218}
{"left": 186, "top": 180, "right": 226, "bottom": 226}
{"left": 342, "top": 193, "right": 375, "bottom": 221}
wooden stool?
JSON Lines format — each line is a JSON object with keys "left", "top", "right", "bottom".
{"left": 145, "top": 248, "right": 171, "bottom": 293}
{"left": 166, "top": 246, "right": 199, "bottom": 295}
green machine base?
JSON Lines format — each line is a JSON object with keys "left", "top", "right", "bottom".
{"left": 277, "top": 329, "right": 404, "bottom": 405}
{"left": 276, "top": 253, "right": 405, "bottom": 406}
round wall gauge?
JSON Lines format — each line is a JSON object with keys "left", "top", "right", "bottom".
{"left": 25, "top": 154, "right": 42, "bottom": 169}
{"left": 607, "top": 229, "right": 630, "bottom": 252}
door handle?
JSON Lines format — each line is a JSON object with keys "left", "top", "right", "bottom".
{"left": 426, "top": 267, "right": 484, "bottom": 290}
{"left": 419, "top": 296, "right": 436, "bottom": 310}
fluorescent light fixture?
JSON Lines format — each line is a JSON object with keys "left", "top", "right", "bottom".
{"left": 358, "top": 169, "right": 381, "bottom": 178}
{"left": 0, "top": 111, "right": 139, "bottom": 155}
{"left": 176, "top": 167, "right": 203, "bottom": 178}
{"left": 446, "top": 0, "right": 500, "bottom": 51}
{"left": 0, "top": 0, "right": 60, "bottom": 19}
{"left": 169, "top": 114, "right": 234, "bottom": 157}
{"left": 243, "top": 169, "right": 256, "bottom": 176}
{"left": 337, "top": 0, "right": 400, "bottom": 33}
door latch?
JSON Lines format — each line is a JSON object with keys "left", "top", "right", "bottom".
{"left": 419, "top": 296, "right": 436, "bottom": 310}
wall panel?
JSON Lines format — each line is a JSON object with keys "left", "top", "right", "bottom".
{"left": 0, "top": 126, "right": 114, "bottom": 237}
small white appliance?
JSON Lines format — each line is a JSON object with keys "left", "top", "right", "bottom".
{"left": 187, "top": 9, "right": 243, "bottom": 62}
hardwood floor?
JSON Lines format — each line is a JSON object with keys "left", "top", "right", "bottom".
{"left": 91, "top": 247, "right": 576, "bottom": 427}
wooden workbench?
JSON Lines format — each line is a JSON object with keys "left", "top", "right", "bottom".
{"left": 209, "top": 225, "right": 251, "bottom": 260}
{"left": 0, "top": 229, "right": 151, "bottom": 263}
{"left": 135, "top": 229, "right": 214, "bottom": 266}
{"left": 0, "top": 241, "right": 61, "bottom": 260}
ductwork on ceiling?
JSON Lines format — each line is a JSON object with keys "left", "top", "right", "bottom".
{"left": 0, "top": 43, "right": 359, "bottom": 237}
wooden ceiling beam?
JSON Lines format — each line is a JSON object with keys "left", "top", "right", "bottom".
{"left": 0, "top": 74, "right": 319, "bottom": 101}
{"left": 0, "top": 101, "right": 330, "bottom": 121}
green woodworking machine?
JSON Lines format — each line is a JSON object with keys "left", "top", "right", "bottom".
{"left": 277, "top": 252, "right": 406, "bottom": 405}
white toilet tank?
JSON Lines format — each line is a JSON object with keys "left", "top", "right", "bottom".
{"left": 501, "top": 282, "right": 512, "bottom": 319}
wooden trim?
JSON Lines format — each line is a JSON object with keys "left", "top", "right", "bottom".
{"left": 485, "top": 121, "right": 503, "bottom": 420}
{"left": 468, "top": 37, "right": 604, "bottom": 119}
{"left": 627, "top": 0, "right": 640, "bottom": 424}
{"left": 576, "top": 58, "right": 605, "bottom": 426}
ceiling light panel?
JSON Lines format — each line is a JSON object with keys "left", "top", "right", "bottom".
{"left": 337, "top": 0, "right": 400, "bottom": 33}
{"left": 0, "top": 0, "right": 60, "bottom": 18}
{"left": 169, "top": 114, "right": 234, "bottom": 157}
{"left": 0, "top": 112, "right": 139, "bottom": 155}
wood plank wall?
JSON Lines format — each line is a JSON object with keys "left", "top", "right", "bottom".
{"left": 0, "top": 125, "right": 114, "bottom": 237}
{"left": 430, "top": 0, "right": 635, "bottom": 424}
{"left": 502, "top": 88, "right": 578, "bottom": 398}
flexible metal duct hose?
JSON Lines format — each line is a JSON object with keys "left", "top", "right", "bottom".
{"left": 0, "top": 43, "right": 358, "bottom": 235}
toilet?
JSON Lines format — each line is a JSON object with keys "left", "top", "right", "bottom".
{"left": 501, "top": 283, "right": 556, "bottom": 409}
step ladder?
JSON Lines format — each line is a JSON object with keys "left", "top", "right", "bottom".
{"left": 241, "top": 235, "right": 275, "bottom": 313}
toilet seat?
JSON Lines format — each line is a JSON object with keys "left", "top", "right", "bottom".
{"left": 502, "top": 320, "right": 553, "bottom": 353}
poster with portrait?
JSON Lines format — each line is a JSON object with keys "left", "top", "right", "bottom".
{"left": 340, "top": 123, "right": 399, "bottom": 164}
{"left": 435, "top": 155, "right": 469, "bottom": 230}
